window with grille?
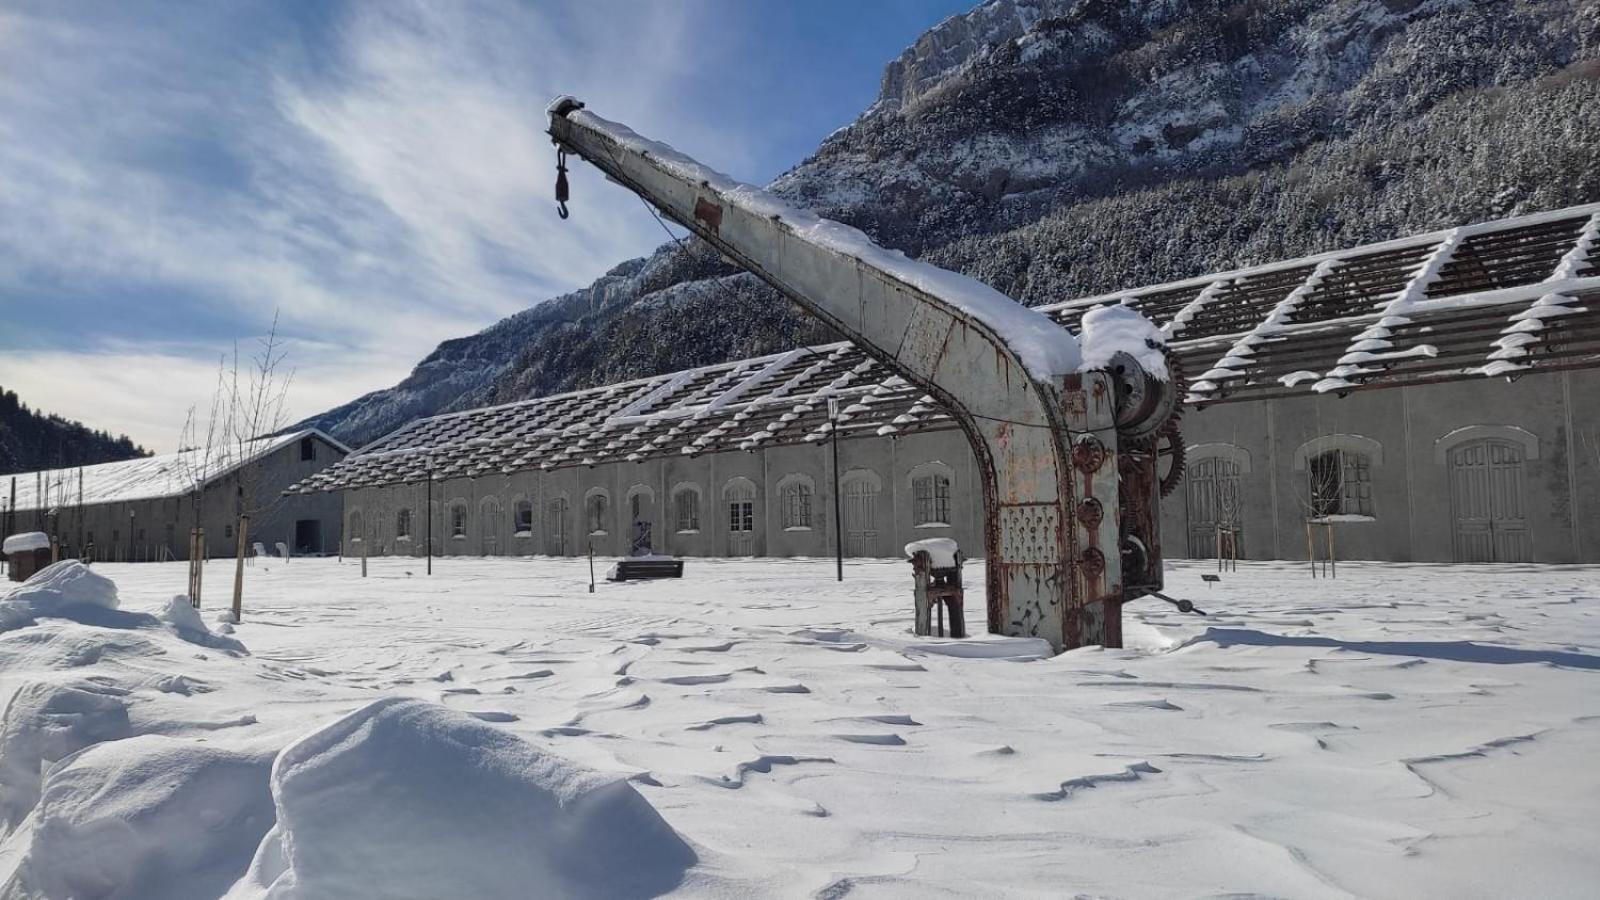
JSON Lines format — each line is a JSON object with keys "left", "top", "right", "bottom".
{"left": 397, "top": 508, "right": 413, "bottom": 539}
{"left": 1309, "top": 450, "right": 1373, "bottom": 517}
{"left": 349, "top": 510, "right": 364, "bottom": 541}
{"left": 728, "top": 500, "right": 754, "bottom": 533}
{"left": 675, "top": 490, "right": 700, "bottom": 532}
{"left": 450, "top": 505, "right": 467, "bottom": 537}
{"left": 513, "top": 501, "right": 533, "bottom": 534}
{"left": 912, "top": 474, "right": 952, "bottom": 526}
{"left": 586, "top": 493, "right": 609, "bottom": 534}
{"left": 781, "top": 481, "right": 813, "bottom": 529}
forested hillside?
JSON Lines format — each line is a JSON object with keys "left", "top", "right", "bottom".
{"left": 0, "top": 388, "right": 148, "bottom": 475}
{"left": 302, "top": 0, "right": 1600, "bottom": 448}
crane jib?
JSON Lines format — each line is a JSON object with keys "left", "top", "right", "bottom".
{"left": 546, "top": 95, "right": 1182, "bottom": 653}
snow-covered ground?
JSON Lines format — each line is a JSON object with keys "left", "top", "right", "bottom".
{"left": 1, "top": 555, "right": 1597, "bottom": 898}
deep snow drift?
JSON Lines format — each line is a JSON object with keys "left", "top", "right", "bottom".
{"left": 0, "top": 555, "right": 1596, "bottom": 898}
{"left": 233, "top": 697, "right": 694, "bottom": 899}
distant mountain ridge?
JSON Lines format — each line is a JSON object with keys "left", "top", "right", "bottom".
{"left": 0, "top": 388, "right": 148, "bottom": 476}
{"left": 300, "top": 0, "right": 1600, "bottom": 449}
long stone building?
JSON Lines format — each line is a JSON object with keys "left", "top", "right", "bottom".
{"left": 296, "top": 204, "right": 1600, "bottom": 565}
{"left": 4, "top": 428, "right": 348, "bottom": 561}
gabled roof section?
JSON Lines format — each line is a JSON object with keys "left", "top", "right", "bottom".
{"left": 5, "top": 428, "right": 346, "bottom": 512}
{"left": 294, "top": 203, "right": 1600, "bottom": 494}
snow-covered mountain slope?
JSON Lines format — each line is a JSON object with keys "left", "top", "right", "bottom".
{"left": 301, "top": 0, "right": 1600, "bottom": 448}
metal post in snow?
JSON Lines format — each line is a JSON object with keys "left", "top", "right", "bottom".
{"left": 829, "top": 397, "right": 843, "bottom": 582}
{"left": 426, "top": 469, "right": 434, "bottom": 576}
{"left": 588, "top": 538, "right": 595, "bottom": 593}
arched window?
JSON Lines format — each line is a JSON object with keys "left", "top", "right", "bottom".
{"left": 396, "top": 508, "right": 413, "bottom": 540}
{"left": 674, "top": 485, "right": 701, "bottom": 533}
{"left": 513, "top": 499, "right": 534, "bottom": 535}
{"left": 1294, "top": 435, "right": 1381, "bottom": 520}
{"left": 348, "top": 509, "right": 364, "bottom": 542}
{"left": 585, "top": 489, "right": 610, "bottom": 535}
{"left": 911, "top": 473, "right": 952, "bottom": 528}
{"left": 450, "top": 503, "right": 468, "bottom": 538}
{"left": 778, "top": 475, "right": 814, "bottom": 530}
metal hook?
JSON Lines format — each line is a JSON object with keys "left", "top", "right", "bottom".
{"left": 555, "top": 149, "right": 570, "bottom": 220}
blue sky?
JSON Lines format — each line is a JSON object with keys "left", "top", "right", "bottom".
{"left": 0, "top": 0, "right": 975, "bottom": 452}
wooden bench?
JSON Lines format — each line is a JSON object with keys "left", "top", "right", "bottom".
{"left": 608, "top": 558, "right": 684, "bottom": 581}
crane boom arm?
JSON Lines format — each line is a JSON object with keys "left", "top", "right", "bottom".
{"left": 548, "top": 96, "right": 1174, "bottom": 652}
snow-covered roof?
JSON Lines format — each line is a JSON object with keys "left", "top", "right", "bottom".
{"left": 4, "top": 428, "right": 348, "bottom": 512}
{"left": 293, "top": 203, "right": 1600, "bottom": 495}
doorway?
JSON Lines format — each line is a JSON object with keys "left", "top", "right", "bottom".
{"left": 842, "top": 476, "right": 880, "bottom": 557}
{"left": 294, "top": 519, "right": 322, "bottom": 555}
{"left": 1448, "top": 439, "right": 1529, "bottom": 562}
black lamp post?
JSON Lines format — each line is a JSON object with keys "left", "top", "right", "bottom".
{"left": 425, "top": 460, "right": 434, "bottom": 576}
{"left": 829, "top": 397, "right": 843, "bottom": 582}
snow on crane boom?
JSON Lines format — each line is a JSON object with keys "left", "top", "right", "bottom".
{"left": 547, "top": 96, "right": 1182, "bottom": 652}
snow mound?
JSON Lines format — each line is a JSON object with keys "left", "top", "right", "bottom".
{"left": 1077, "top": 304, "right": 1169, "bottom": 380}
{"left": 161, "top": 595, "right": 207, "bottom": 631}
{"left": 233, "top": 697, "right": 696, "bottom": 899}
{"left": 1, "top": 560, "right": 118, "bottom": 618}
{"left": 904, "top": 537, "right": 960, "bottom": 567}
{"left": 2, "top": 532, "right": 49, "bottom": 554}
{"left": 158, "top": 595, "right": 247, "bottom": 652}
{"left": 5, "top": 735, "right": 274, "bottom": 900}
{"left": 0, "top": 680, "right": 133, "bottom": 830}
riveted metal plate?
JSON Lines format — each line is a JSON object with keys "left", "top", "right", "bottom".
{"left": 998, "top": 504, "right": 1060, "bottom": 565}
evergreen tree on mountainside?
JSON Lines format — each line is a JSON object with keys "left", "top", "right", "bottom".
{"left": 300, "top": 0, "right": 1600, "bottom": 448}
{"left": 0, "top": 388, "right": 149, "bottom": 475}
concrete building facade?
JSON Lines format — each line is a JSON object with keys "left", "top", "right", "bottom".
{"left": 333, "top": 365, "right": 1600, "bottom": 566}
{"left": 3, "top": 429, "right": 349, "bottom": 562}
{"left": 302, "top": 204, "right": 1600, "bottom": 566}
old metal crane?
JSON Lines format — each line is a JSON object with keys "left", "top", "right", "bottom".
{"left": 547, "top": 97, "right": 1182, "bottom": 653}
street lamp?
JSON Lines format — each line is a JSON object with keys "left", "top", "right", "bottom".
{"left": 829, "top": 396, "right": 843, "bottom": 582}
{"left": 425, "top": 459, "right": 435, "bottom": 576}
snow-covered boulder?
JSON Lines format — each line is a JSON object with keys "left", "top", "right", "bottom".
{"left": 1, "top": 560, "right": 118, "bottom": 618}
{"left": 3, "top": 735, "right": 275, "bottom": 899}
{"left": 232, "top": 697, "right": 696, "bottom": 899}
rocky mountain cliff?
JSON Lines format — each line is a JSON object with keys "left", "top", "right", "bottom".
{"left": 301, "top": 0, "right": 1600, "bottom": 448}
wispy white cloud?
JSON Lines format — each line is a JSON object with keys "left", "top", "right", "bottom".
{"left": 0, "top": 0, "right": 764, "bottom": 452}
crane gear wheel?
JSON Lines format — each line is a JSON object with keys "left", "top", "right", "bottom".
{"left": 1155, "top": 420, "right": 1186, "bottom": 498}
